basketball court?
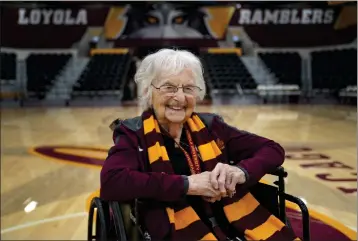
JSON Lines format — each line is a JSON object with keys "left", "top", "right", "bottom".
{"left": 0, "top": 1, "right": 357, "bottom": 240}
{"left": 1, "top": 104, "right": 356, "bottom": 240}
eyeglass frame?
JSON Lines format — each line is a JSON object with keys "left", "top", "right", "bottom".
{"left": 151, "top": 83, "right": 202, "bottom": 96}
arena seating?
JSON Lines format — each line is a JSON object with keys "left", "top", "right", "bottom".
{"left": 202, "top": 53, "right": 256, "bottom": 94}
{"left": 339, "top": 85, "right": 356, "bottom": 105}
{"left": 26, "top": 53, "right": 71, "bottom": 99}
{"left": 0, "top": 53, "right": 17, "bottom": 82}
{"left": 71, "top": 53, "right": 131, "bottom": 98}
{"left": 311, "top": 48, "right": 357, "bottom": 90}
{"left": 258, "top": 52, "right": 302, "bottom": 86}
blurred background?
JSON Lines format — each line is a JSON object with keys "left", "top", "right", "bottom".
{"left": 1, "top": 0, "right": 356, "bottom": 106}
{"left": 0, "top": 1, "right": 356, "bottom": 240}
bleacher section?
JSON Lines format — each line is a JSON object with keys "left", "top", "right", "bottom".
{"left": 202, "top": 53, "right": 256, "bottom": 94}
{"left": 0, "top": 52, "right": 19, "bottom": 101}
{"left": 26, "top": 53, "right": 71, "bottom": 99}
{"left": 257, "top": 52, "right": 302, "bottom": 103}
{"left": 258, "top": 52, "right": 302, "bottom": 86}
{"left": 3, "top": 47, "right": 356, "bottom": 106}
{"left": 71, "top": 53, "right": 130, "bottom": 99}
{"left": 311, "top": 48, "right": 357, "bottom": 91}
{"left": 1, "top": 53, "right": 17, "bottom": 82}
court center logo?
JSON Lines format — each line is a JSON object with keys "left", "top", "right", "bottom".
{"left": 29, "top": 145, "right": 356, "bottom": 241}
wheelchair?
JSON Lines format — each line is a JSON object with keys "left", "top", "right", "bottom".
{"left": 88, "top": 167, "right": 310, "bottom": 241}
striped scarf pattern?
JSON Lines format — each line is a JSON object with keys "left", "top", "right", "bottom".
{"left": 142, "top": 110, "right": 298, "bottom": 241}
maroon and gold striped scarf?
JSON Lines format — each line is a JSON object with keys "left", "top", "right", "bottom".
{"left": 142, "top": 109, "right": 298, "bottom": 241}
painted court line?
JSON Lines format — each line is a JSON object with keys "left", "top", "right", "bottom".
{"left": 1, "top": 212, "right": 87, "bottom": 234}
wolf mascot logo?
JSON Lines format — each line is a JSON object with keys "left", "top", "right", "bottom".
{"left": 104, "top": 3, "right": 235, "bottom": 40}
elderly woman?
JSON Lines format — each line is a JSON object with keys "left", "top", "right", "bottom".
{"left": 100, "top": 49, "right": 298, "bottom": 241}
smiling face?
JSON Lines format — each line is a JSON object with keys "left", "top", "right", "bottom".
{"left": 152, "top": 68, "right": 198, "bottom": 125}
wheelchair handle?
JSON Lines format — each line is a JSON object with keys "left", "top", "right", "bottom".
{"left": 269, "top": 166, "right": 288, "bottom": 178}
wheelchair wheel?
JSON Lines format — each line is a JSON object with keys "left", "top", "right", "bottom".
{"left": 109, "top": 201, "right": 143, "bottom": 241}
{"left": 88, "top": 197, "right": 109, "bottom": 241}
{"left": 109, "top": 202, "right": 128, "bottom": 241}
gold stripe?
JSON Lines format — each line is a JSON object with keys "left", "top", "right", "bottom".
{"left": 160, "top": 146, "right": 169, "bottom": 161}
{"left": 148, "top": 142, "right": 169, "bottom": 163}
{"left": 144, "top": 116, "right": 155, "bottom": 134}
{"left": 174, "top": 207, "right": 200, "bottom": 230}
{"left": 207, "top": 48, "right": 242, "bottom": 56}
{"left": 187, "top": 118, "right": 199, "bottom": 132}
{"left": 148, "top": 142, "right": 160, "bottom": 164}
{"left": 154, "top": 120, "right": 161, "bottom": 133}
{"left": 244, "top": 215, "right": 285, "bottom": 240}
{"left": 197, "top": 141, "right": 221, "bottom": 161}
{"left": 211, "top": 140, "right": 222, "bottom": 156}
{"left": 90, "top": 48, "right": 129, "bottom": 55}
{"left": 148, "top": 142, "right": 161, "bottom": 164}
{"left": 200, "top": 232, "right": 218, "bottom": 240}
{"left": 192, "top": 115, "right": 206, "bottom": 131}
{"left": 198, "top": 142, "right": 217, "bottom": 161}
{"left": 188, "top": 115, "right": 222, "bottom": 161}
{"left": 166, "top": 208, "right": 175, "bottom": 224}
{"left": 223, "top": 193, "right": 259, "bottom": 223}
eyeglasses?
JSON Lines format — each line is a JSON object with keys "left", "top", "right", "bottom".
{"left": 151, "top": 84, "right": 202, "bottom": 96}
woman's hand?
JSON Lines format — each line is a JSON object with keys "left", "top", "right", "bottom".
{"left": 187, "top": 171, "right": 222, "bottom": 198}
{"left": 210, "top": 163, "right": 246, "bottom": 196}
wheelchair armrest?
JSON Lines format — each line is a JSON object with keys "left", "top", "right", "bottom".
{"left": 269, "top": 166, "right": 288, "bottom": 178}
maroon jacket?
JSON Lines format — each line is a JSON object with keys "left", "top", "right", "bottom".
{"left": 100, "top": 113, "right": 285, "bottom": 238}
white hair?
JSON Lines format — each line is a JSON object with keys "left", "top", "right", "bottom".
{"left": 134, "top": 48, "right": 206, "bottom": 110}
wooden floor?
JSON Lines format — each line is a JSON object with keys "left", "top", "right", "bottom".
{"left": 1, "top": 104, "right": 356, "bottom": 240}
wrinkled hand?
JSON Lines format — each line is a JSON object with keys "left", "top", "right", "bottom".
{"left": 187, "top": 171, "right": 221, "bottom": 200}
{"left": 210, "top": 163, "right": 246, "bottom": 197}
